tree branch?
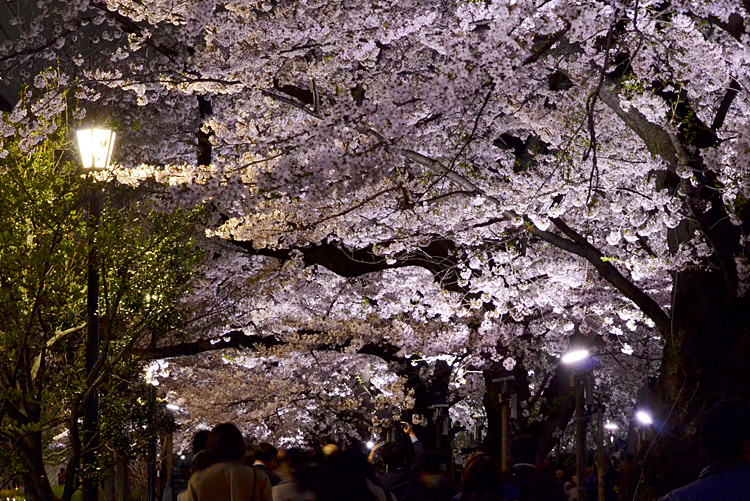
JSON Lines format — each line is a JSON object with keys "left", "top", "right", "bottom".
{"left": 711, "top": 79, "right": 740, "bottom": 131}
{"left": 534, "top": 217, "right": 671, "bottom": 336}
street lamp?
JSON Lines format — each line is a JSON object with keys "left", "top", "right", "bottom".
{"left": 635, "top": 410, "right": 653, "bottom": 426}
{"left": 561, "top": 348, "right": 592, "bottom": 501}
{"left": 76, "top": 126, "right": 115, "bottom": 501}
{"left": 561, "top": 348, "right": 590, "bottom": 365}
{"left": 76, "top": 128, "right": 116, "bottom": 169}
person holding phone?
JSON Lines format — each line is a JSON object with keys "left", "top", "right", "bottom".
{"left": 372, "top": 421, "right": 426, "bottom": 501}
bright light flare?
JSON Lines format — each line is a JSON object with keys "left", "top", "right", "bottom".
{"left": 76, "top": 128, "right": 116, "bottom": 169}
{"left": 561, "top": 349, "right": 590, "bottom": 364}
{"left": 636, "top": 410, "right": 653, "bottom": 425}
{"left": 166, "top": 403, "right": 180, "bottom": 411}
{"left": 366, "top": 441, "right": 375, "bottom": 449}
{"left": 604, "top": 423, "right": 619, "bottom": 431}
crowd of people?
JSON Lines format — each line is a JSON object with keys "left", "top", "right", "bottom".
{"left": 173, "top": 399, "right": 750, "bottom": 501}
{"left": 173, "top": 421, "right": 615, "bottom": 501}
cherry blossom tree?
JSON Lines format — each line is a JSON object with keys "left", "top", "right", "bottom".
{"left": 2, "top": 0, "right": 749, "bottom": 498}
{"left": 0, "top": 98, "right": 203, "bottom": 499}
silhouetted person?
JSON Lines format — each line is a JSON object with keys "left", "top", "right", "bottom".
{"left": 509, "top": 434, "right": 565, "bottom": 501}
{"left": 272, "top": 448, "right": 317, "bottom": 501}
{"left": 190, "top": 429, "right": 212, "bottom": 475}
{"left": 659, "top": 399, "right": 750, "bottom": 500}
{"left": 376, "top": 422, "right": 426, "bottom": 501}
{"left": 452, "top": 452, "right": 504, "bottom": 501}
{"left": 193, "top": 429, "right": 210, "bottom": 453}
{"left": 252, "top": 442, "right": 281, "bottom": 486}
{"left": 317, "top": 448, "right": 378, "bottom": 501}
{"left": 185, "top": 422, "right": 272, "bottom": 501}
{"left": 417, "top": 451, "right": 459, "bottom": 501}
{"left": 177, "top": 429, "right": 212, "bottom": 500}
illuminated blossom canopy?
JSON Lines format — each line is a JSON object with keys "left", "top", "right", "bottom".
{"left": 1, "top": 0, "right": 749, "bottom": 497}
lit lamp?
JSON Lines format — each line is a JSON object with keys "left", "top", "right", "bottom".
{"left": 635, "top": 410, "right": 653, "bottom": 426}
{"left": 603, "top": 422, "right": 619, "bottom": 459}
{"left": 77, "top": 128, "right": 116, "bottom": 170}
{"left": 76, "top": 126, "right": 115, "bottom": 501}
{"left": 561, "top": 349, "right": 589, "bottom": 365}
{"left": 561, "top": 348, "right": 594, "bottom": 501}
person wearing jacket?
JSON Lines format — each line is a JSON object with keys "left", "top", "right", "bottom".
{"left": 185, "top": 422, "right": 272, "bottom": 501}
{"left": 659, "top": 400, "right": 750, "bottom": 501}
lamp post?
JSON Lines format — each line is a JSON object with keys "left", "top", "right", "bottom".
{"left": 76, "top": 127, "right": 116, "bottom": 501}
{"left": 634, "top": 409, "right": 653, "bottom": 448}
{"left": 561, "top": 348, "right": 592, "bottom": 501}
{"left": 491, "top": 376, "right": 517, "bottom": 473}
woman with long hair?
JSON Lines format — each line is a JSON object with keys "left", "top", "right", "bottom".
{"left": 453, "top": 452, "right": 505, "bottom": 501}
{"left": 185, "top": 423, "right": 272, "bottom": 501}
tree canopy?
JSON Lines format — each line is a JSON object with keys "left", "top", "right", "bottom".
{"left": 0, "top": 100, "right": 203, "bottom": 499}
{"left": 1, "top": 0, "right": 749, "bottom": 498}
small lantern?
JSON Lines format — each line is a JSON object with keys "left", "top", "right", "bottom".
{"left": 76, "top": 127, "right": 116, "bottom": 169}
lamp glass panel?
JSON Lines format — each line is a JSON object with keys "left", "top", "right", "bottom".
{"left": 77, "top": 128, "right": 115, "bottom": 169}
{"left": 561, "top": 349, "right": 589, "bottom": 364}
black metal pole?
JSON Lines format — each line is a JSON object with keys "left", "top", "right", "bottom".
{"left": 575, "top": 375, "right": 587, "bottom": 501}
{"left": 82, "top": 186, "right": 101, "bottom": 501}
{"left": 147, "top": 385, "right": 157, "bottom": 501}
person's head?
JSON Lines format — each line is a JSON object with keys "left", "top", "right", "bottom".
{"left": 190, "top": 450, "right": 211, "bottom": 475}
{"left": 510, "top": 434, "right": 540, "bottom": 465}
{"left": 380, "top": 434, "right": 416, "bottom": 473}
{"left": 698, "top": 399, "right": 750, "bottom": 463}
{"left": 321, "top": 443, "right": 339, "bottom": 456}
{"left": 192, "top": 429, "right": 211, "bottom": 454}
{"left": 317, "top": 448, "right": 376, "bottom": 501}
{"left": 277, "top": 448, "right": 318, "bottom": 491}
{"left": 379, "top": 441, "right": 407, "bottom": 472}
{"left": 617, "top": 452, "right": 633, "bottom": 472}
{"left": 254, "top": 442, "right": 279, "bottom": 467}
{"left": 460, "top": 452, "right": 504, "bottom": 498}
{"left": 205, "top": 422, "right": 246, "bottom": 463}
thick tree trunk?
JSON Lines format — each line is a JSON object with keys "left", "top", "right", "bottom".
{"left": 483, "top": 360, "right": 575, "bottom": 462}
{"left": 18, "top": 430, "right": 57, "bottom": 501}
{"left": 102, "top": 466, "right": 115, "bottom": 501}
{"left": 624, "top": 269, "right": 750, "bottom": 499}
{"left": 115, "top": 457, "right": 131, "bottom": 501}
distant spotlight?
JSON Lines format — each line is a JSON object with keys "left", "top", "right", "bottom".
{"left": 636, "top": 410, "right": 653, "bottom": 425}
{"left": 604, "top": 423, "right": 619, "bottom": 431}
{"left": 180, "top": 455, "right": 185, "bottom": 460}
{"left": 166, "top": 403, "right": 180, "bottom": 411}
{"left": 561, "top": 349, "right": 590, "bottom": 364}
{"left": 366, "top": 441, "right": 375, "bottom": 449}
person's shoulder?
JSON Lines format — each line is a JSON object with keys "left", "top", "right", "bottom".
{"left": 658, "top": 478, "right": 709, "bottom": 501}
{"left": 271, "top": 480, "right": 298, "bottom": 500}
{"left": 251, "top": 464, "right": 271, "bottom": 480}
{"left": 658, "top": 469, "right": 750, "bottom": 501}
{"left": 210, "top": 461, "right": 258, "bottom": 478}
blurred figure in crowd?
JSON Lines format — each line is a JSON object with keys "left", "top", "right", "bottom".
{"left": 659, "top": 399, "right": 750, "bottom": 500}
{"left": 452, "top": 452, "right": 504, "bottom": 501}
{"left": 185, "top": 422, "right": 272, "bottom": 501}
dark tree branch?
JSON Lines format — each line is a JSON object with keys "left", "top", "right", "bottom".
{"left": 233, "top": 237, "right": 466, "bottom": 294}
{"left": 137, "top": 330, "right": 283, "bottom": 359}
{"left": 90, "top": 1, "right": 180, "bottom": 60}
{"left": 711, "top": 79, "right": 740, "bottom": 131}
{"left": 702, "top": 12, "right": 747, "bottom": 42}
{"left": 522, "top": 21, "right": 572, "bottom": 66}
{"left": 527, "top": 218, "right": 672, "bottom": 337}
